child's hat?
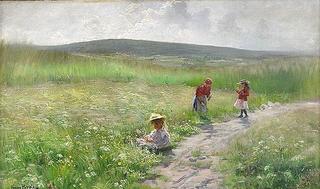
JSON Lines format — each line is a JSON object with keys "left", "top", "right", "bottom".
{"left": 205, "top": 78, "right": 213, "bottom": 84}
{"left": 149, "top": 113, "right": 165, "bottom": 121}
{"left": 238, "top": 79, "right": 249, "bottom": 84}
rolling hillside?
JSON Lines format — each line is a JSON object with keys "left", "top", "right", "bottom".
{"left": 39, "top": 39, "right": 297, "bottom": 59}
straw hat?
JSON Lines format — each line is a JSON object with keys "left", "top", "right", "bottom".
{"left": 149, "top": 113, "right": 165, "bottom": 121}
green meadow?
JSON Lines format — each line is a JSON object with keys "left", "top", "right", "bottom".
{"left": 0, "top": 42, "right": 319, "bottom": 188}
{"left": 221, "top": 106, "right": 320, "bottom": 189}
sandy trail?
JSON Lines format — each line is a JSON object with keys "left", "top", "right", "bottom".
{"left": 144, "top": 101, "right": 319, "bottom": 189}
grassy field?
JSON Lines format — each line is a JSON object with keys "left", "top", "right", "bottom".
{"left": 221, "top": 106, "right": 320, "bottom": 189}
{"left": 1, "top": 43, "right": 319, "bottom": 101}
{"left": 0, "top": 42, "right": 319, "bottom": 188}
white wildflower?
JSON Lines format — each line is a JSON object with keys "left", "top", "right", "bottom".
{"left": 264, "top": 165, "right": 271, "bottom": 171}
{"left": 99, "top": 146, "right": 110, "bottom": 152}
{"left": 91, "top": 171, "right": 96, "bottom": 176}
{"left": 85, "top": 172, "right": 91, "bottom": 178}
{"left": 269, "top": 135, "right": 276, "bottom": 141}
{"left": 291, "top": 155, "right": 304, "bottom": 161}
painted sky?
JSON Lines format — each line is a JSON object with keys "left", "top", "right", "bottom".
{"left": 0, "top": 0, "right": 319, "bottom": 52}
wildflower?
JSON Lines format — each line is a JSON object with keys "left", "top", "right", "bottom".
{"left": 120, "top": 179, "right": 127, "bottom": 185}
{"left": 90, "top": 171, "right": 96, "bottom": 176}
{"left": 57, "top": 154, "right": 63, "bottom": 158}
{"left": 99, "top": 146, "right": 110, "bottom": 152}
{"left": 85, "top": 172, "right": 91, "bottom": 178}
{"left": 266, "top": 173, "right": 276, "bottom": 179}
{"left": 268, "top": 135, "right": 275, "bottom": 142}
{"left": 31, "top": 176, "right": 37, "bottom": 182}
{"left": 291, "top": 155, "right": 304, "bottom": 161}
{"left": 37, "top": 181, "right": 45, "bottom": 188}
{"left": 264, "top": 165, "right": 271, "bottom": 171}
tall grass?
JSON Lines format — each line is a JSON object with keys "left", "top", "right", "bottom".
{"left": 1, "top": 42, "right": 319, "bottom": 101}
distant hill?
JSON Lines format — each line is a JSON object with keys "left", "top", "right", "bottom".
{"left": 39, "top": 39, "right": 297, "bottom": 59}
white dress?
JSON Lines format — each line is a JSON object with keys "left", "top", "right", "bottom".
{"left": 234, "top": 99, "right": 249, "bottom": 110}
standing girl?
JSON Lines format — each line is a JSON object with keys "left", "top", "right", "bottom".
{"left": 234, "top": 79, "right": 250, "bottom": 118}
{"left": 193, "top": 78, "right": 213, "bottom": 113}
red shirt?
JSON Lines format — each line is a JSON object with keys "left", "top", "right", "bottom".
{"left": 237, "top": 87, "right": 249, "bottom": 101}
{"left": 196, "top": 84, "right": 211, "bottom": 97}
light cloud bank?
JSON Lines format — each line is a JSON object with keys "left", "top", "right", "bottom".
{"left": 0, "top": 0, "right": 319, "bottom": 52}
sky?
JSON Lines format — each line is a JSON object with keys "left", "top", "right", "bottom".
{"left": 0, "top": 0, "right": 319, "bottom": 52}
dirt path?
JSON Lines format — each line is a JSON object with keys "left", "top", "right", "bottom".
{"left": 144, "top": 101, "right": 319, "bottom": 189}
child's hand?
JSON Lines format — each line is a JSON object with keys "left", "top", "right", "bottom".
{"left": 144, "top": 136, "right": 153, "bottom": 142}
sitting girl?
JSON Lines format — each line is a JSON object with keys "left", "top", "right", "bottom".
{"left": 137, "top": 113, "right": 170, "bottom": 150}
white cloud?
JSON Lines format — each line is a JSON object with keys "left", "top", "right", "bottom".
{"left": 0, "top": 0, "right": 319, "bottom": 52}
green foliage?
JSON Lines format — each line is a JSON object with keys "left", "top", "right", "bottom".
{"left": 221, "top": 108, "right": 320, "bottom": 189}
